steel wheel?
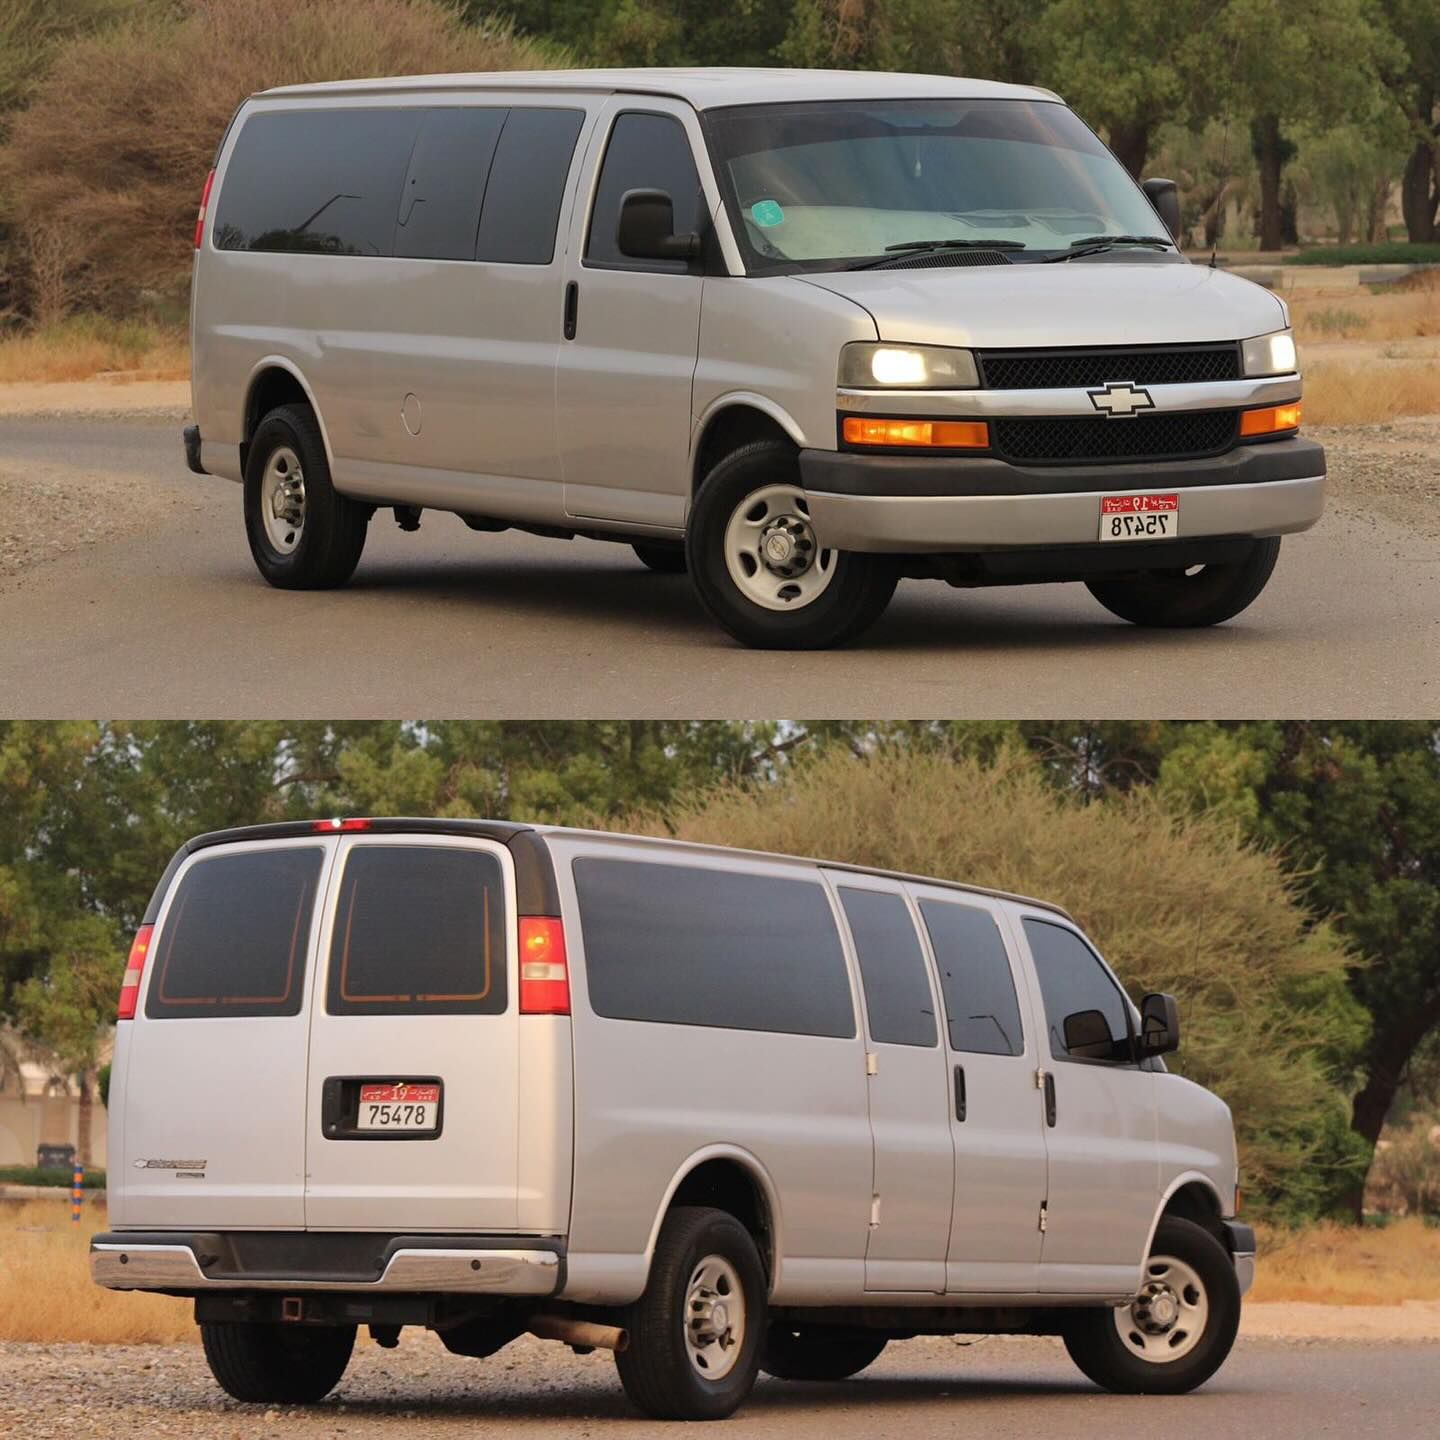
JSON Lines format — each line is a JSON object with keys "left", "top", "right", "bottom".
{"left": 683, "top": 1254, "right": 746, "bottom": 1380}
{"left": 260, "top": 445, "right": 306, "bottom": 555}
{"left": 721, "top": 484, "right": 836, "bottom": 611}
{"left": 1113, "top": 1253, "right": 1209, "bottom": 1364}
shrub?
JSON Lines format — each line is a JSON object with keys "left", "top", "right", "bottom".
{"left": 620, "top": 746, "right": 1369, "bottom": 1221}
{"left": 0, "top": 0, "right": 560, "bottom": 318}
{"left": 0, "top": 1166, "right": 105, "bottom": 1189}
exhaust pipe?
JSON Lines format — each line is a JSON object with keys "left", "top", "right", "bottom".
{"left": 528, "top": 1314, "right": 629, "bottom": 1352}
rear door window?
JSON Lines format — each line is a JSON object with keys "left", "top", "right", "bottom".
{"left": 838, "top": 887, "right": 937, "bottom": 1047}
{"left": 146, "top": 847, "right": 324, "bottom": 1018}
{"left": 918, "top": 900, "right": 1025, "bottom": 1057}
{"left": 574, "top": 857, "right": 855, "bottom": 1038}
{"left": 327, "top": 846, "right": 507, "bottom": 1016}
{"left": 214, "top": 107, "right": 420, "bottom": 256}
{"left": 476, "top": 108, "right": 586, "bottom": 264}
{"left": 395, "top": 107, "right": 506, "bottom": 261}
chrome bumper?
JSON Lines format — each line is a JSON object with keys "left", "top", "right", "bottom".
{"left": 91, "top": 1241, "right": 560, "bottom": 1296}
{"left": 1234, "top": 1251, "right": 1256, "bottom": 1297}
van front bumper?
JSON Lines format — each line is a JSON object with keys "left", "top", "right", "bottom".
{"left": 1224, "top": 1220, "right": 1256, "bottom": 1298}
{"left": 90, "top": 1231, "right": 562, "bottom": 1297}
{"left": 799, "top": 438, "right": 1325, "bottom": 554}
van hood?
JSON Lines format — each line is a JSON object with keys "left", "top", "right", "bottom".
{"left": 798, "top": 261, "right": 1287, "bottom": 350}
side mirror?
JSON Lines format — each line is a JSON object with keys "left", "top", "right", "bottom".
{"left": 617, "top": 188, "right": 701, "bottom": 262}
{"left": 1062, "top": 1008, "right": 1117, "bottom": 1061}
{"left": 1141, "top": 177, "right": 1182, "bottom": 242}
{"left": 1138, "top": 992, "right": 1181, "bottom": 1057}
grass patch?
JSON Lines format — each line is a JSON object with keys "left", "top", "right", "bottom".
{"left": 1287, "top": 243, "right": 1440, "bottom": 266}
{"left": 1303, "top": 359, "right": 1440, "bottom": 426}
{"left": 0, "top": 316, "right": 187, "bottom": 384}
{"left": 1290, "top": 272, "right": 1440, "bottom": 345}
{"left": 1252, "top": 1218, "right": 1440, "bottom": 1305}
{"left": 0, "top": 1166, "right": 105, "bottom": 1189}
{"left": 0, "top": 1199, "right": 195, "bottom": 1344}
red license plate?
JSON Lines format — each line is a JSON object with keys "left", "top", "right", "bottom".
{"left": 1099, "top": 493, "right": 1180, "bottom": 541}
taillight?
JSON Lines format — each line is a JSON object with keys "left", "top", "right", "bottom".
{"left": 519, "top": 917, "right": 569, "bottom": 1015}
{"left": 117, "top": 925, "right": 153, "bottom": 1020}
{"left": 193, "top": 168, "right": 215, "bottom": 249}
{"left": 311, "top": 817, "right": 373, "bottom": 833}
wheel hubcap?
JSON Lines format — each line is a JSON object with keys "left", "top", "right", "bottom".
{"left": 684, "top": 1254, "right": 745, "bottom": 1380}
{"left": 1114, "top": 1253, "right": 1209, "bottom": 1363}
{"left": 261, "top": 446, "right": 306, "bottom": 554}
{"left": 722, "top": 483, "right": 837, "bottom": 611}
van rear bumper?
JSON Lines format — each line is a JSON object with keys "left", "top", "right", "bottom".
{"left": 799, "top": 439, "right": 1325, "bottom": 553}
{"left": 90, "top": 1231, "right": 562, "bottom": 1297}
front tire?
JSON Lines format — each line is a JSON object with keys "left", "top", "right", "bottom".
{"left": 761, "top": 1325, "right": 887, "bottom": 1381}
{"left": 244, "top": 403, "right": 369, "bottom": 590}
{"left": 1063, "top": 1216, "right": 1240, "bottom": 1395}
{"left": 1085, "top": 536, "right": 1281, "bottom": 627}
{"left": 685, "top": 441, "right": 897, "bottom": 649}
{"left": 615, "top": 1205, "right": 767, "bottom": 1420}
{"left": 200, "top": 1321, "right": 355, "bottom": 1404}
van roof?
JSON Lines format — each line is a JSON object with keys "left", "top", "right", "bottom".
{"left": 255, "top": 66, "right": 1060, "bottom": 112}
{"left": 162, "top": 818, "right": 1072, "bottom": 921}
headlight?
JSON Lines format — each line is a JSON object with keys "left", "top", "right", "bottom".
{"left": 1241, "top": 329, "right": 1298, "bottom": 377}
{"left": 838, "top": 342, "right": 979, "bottom": 390}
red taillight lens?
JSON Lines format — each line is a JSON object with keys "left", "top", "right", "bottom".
{"left": 311, "top": 817, "right": 373, "bottom": 833}
{"left": 519, "top": 917, "right": 569, "bottom": 1015}
{"left": 117, "top": 925, "right": 153, "bottom": 1021}
{"left": 194, "top": 168, "right": 215, "bottom": 249}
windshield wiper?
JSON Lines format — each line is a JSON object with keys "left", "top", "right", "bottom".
{"left": 846, "top": 237, "right": 1026, "bottom": 270}
{"left": 1044, "top": 234, "right": 1174, "bottom": 263}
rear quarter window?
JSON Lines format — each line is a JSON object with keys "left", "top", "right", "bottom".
{"left": 574, "top": 857, "right": 855, "bottom": 1038}
{"left": 145, "top": 847, "right": 324, "bottom": 1018}
{"left": 327, "top": 846, "right": 507, "bottom": 1016}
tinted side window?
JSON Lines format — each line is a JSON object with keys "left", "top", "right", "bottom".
{"left": 395, "top": 108, "right": 505, "bottom": 261}
{"left": 475, "top": 108, "right": 586, "bottom": 264}
{"left": 585, "top": 112, "right": 703, "bottom": 271}
{"left": 146, "top": 848, "right": 323, "bottom": 1018}
{"left": 919, "top": 901, "right": 1024, "bottom": 1057}
{"left": 839, "top": 888, "right": 937, "bottom": 1047}
{"left": 1023, "top": 919, "right": 1132, "bottom": 1063}
{"left": 328, "top": 846, "right": 506, "bottom": 1016}
{"left": 214, "top": 108, "right": 420, "bottom": 256}
{"left": 574, "top": 858, "right": 855, "bottom": 1038}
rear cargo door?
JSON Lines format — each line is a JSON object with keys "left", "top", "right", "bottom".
{"left": 121, "top": 837, "right": 337, "bottom": 1228}
{"left": 303, "top": 833, "right": 520, "bottom": 1231}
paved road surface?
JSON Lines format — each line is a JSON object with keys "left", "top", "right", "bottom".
{"left": 3, "top": 1333, "right": 1437, "bottom": 1440}
{"left": 2, "top": 415, "right": 1435, "bottom": 718}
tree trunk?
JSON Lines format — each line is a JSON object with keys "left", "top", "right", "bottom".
{"left": 1401, "top": 135, "right": 1438, "bottom": 243}
{"left": 76, "top": 1071, "right": 93, "bottom": 1168}
{"left": 1107, "top": 119, "right": 1150, "bottom": 180}
{"left": 1254, "top": 114, "right": 1287, "bottom": 253}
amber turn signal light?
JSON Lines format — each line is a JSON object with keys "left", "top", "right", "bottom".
{"left": 842, "top": 416, "right": 989, "bottom": 449}
{"left": 1239, "top": 403, "right": 1302, "bottom": 437}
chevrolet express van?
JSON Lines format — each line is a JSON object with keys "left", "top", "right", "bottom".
{"left": 185, "top": 68, "right": 1323, "bottom": 649}
{"left": 95, "top": 818, "right": 1253, "bottom": 1420}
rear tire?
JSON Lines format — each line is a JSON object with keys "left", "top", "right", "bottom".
{"left": 1062, "top": 1216, "right": 1240, "bottom": 1395}
{"left": 244, "top": 403, "right": 369, "bottom": 590}
{"left": 614, "top": 1205, "right": 767, "bottom": 1420}
{"left": 200, "top": 1321, "right": 355, "bottom": 1404}
{"left": 633, "top": 541, "right": 687, "bottom": 574}
{"left": 685, "top": 440, "right": 897, "bottom": 649}
{"left": 1085, "top": 536, "right": 1281, "bottom": 627}
{"left": 760, "top": 1326, "right": 887, "bottom": 1381}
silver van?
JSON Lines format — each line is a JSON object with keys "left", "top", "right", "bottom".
{"left": 95, "top": 817, "right": 1253, "bottom": 1420}
{"left": 185, "top": 67, "right": 1323, "bottom": 649}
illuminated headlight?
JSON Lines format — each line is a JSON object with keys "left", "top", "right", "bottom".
{"left": 1241, "top": 329, "right": 1298, "bottom": 377}
{"left": 838, "top": 342, "right": 979, "bottom": 390}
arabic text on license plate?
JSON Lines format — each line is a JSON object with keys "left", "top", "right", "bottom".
{"left": 358, "top": 1082, "right": 440, "bottom": 1131}
{"left": 1099, "top": 493, "right": 1179, "bottom": 542}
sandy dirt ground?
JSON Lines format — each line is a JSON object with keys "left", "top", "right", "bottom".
{"left": 0, "top": 378, "right": 191, "bottom": 418}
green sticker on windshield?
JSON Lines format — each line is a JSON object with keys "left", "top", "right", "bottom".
{"left": 750, "top": 199, "right": 785, "bottom": 228}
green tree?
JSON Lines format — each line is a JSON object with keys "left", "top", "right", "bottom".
{"left": 1377, "top": 0, "right": 1440, "bottom": 242}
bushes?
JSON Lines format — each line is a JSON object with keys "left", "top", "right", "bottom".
{"left": 1287, "top": 243, "right": 1440, "bottom": 264}
{"left": 625, "top": 745, "right": 1369, "bottom": 1221}
{"left": 0, "top": 0, "right": 559, "bottom": 319}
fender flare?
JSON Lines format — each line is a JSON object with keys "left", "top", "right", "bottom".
{"left": 1137, "top": 1170, "right": 1228, "bottom": 1285}
{"left": 241, "top": 355, "right": 338, "bottom": 472}
{"left": 690, "top": 393, "right": 808, "bottom": 478}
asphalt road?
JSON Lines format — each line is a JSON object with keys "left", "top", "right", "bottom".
{"left": 3, "top": 1334, "right": 1437, "bottom": 1440}
{"left": 1, "top": 415, "right": 1436, "bottom": 718}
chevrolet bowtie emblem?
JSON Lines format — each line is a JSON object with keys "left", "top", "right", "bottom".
{"left": 1088, "top": 380, "right": 1155, "bottom": 418}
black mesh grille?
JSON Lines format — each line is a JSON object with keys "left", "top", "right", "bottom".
{"left": 979, "top": 345, "right": 1240, "bottom": 389}
{"left": 993, "top": 410, "right": 1239, "bottom": 465}
{"left": 872, "top": 249, "right": 1014, "bottom": 270}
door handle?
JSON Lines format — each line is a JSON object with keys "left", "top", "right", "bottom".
{"left": 1044, "top": 1071, "right": 1057, "bottom": 1127}
{"left": 953, "top": 1064, "right": 966, "bottom": 1122}
{"left": 563, "top": 281, "right": 579, "bottom": 340}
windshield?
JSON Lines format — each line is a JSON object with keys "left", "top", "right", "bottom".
{"left": 702, "top": 98, "right": 1172, "bottom": 273}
